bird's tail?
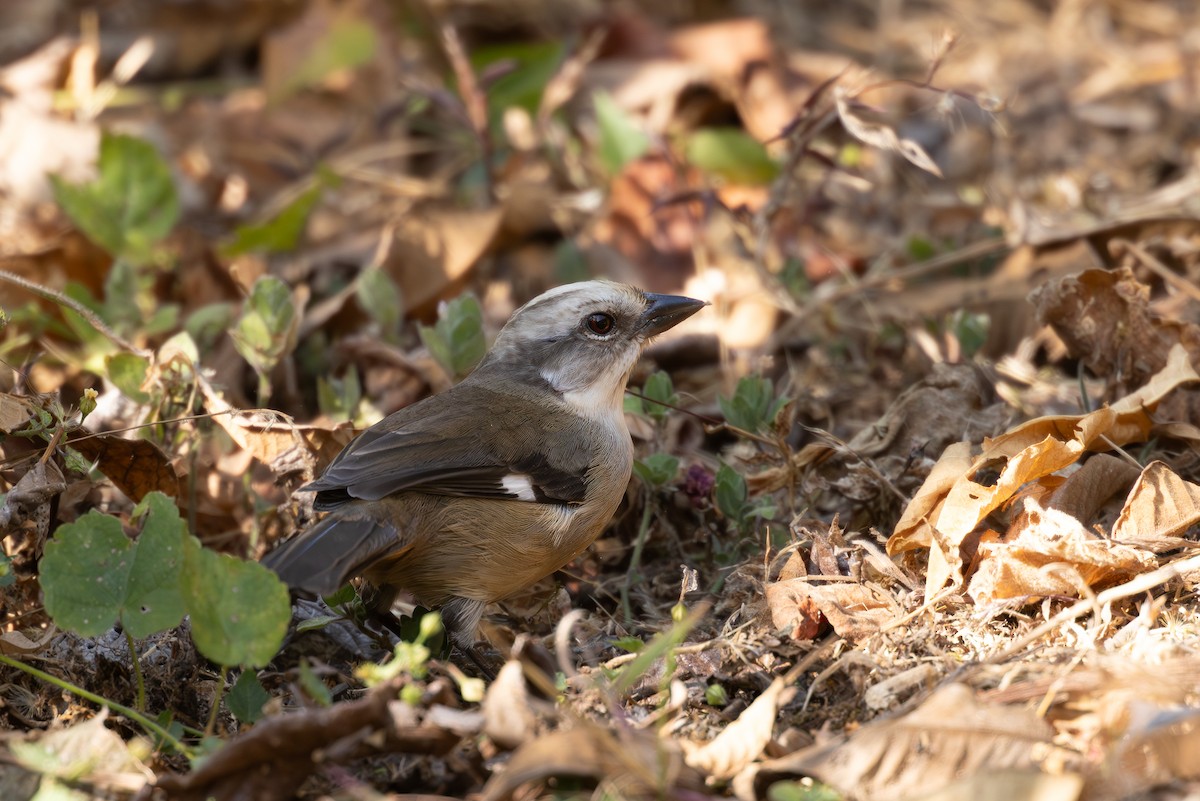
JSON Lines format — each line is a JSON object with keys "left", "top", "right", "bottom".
{"left": 262, "top": 513, "right": 398, "bottom": 598}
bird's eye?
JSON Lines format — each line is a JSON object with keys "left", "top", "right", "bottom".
{"left": 585, "top": 312, "right": 616, "bottom": 336}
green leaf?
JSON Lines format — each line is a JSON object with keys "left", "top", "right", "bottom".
{"left": 611, "top": 636, "right": 644, "bottom": 654}
{"left": 633, "top": 453, "right": 679, "bottom": 488}
{"left": 594, "top": 90, "right": 650, "bottom": 176}
{"left": 222, "top": 184, "right": 324, "bottom": 256}
{"left": 50, "top": 133, "right": 180, "bottom": 264}
{"left": 768, "top": 780, "right": 844, "bottom": 801}
{"left": 40, "top": 493, "right": 186, "bottom": 639}
{"left": 714, "top": 463, "right": 748, "bottom": 523}
{"left": 705, "top": 683, "right": 728, "bottom": 707}
{"left": 105, "top": 353, "right": 151, "bottom": 404}
{"left": 227, "top": 670, "right": 270, "bottom": 724}
{"left": 185, "top": 303, "right": 235, "bottom": 352}
{"left": 356, "top": 267, "right": 403, "bottom": 343}
{"left": 720, "top": 375, "right": 786, "bottom": 434}
{"left": 685, "top": 127, "right": 779, "bottom": 185}
{"left": 948, "top": 309, "right": 990, "bottom": 358}
{"left": 317, "top": 365, "right": 362, "bottom": 422}
{"left": 298, "top": 659, "right": 332, "bottom": 706}
{"left": 231, "top": 276, "right": 298, "bottom": 399}
{"left": 418, "top": 293, "right": 486, "bottom": 378}
{"left": 123, "top": 493, "right": 188, "bottom": 638}
{"left": 0, "top": 550, "right": 14, "bottom": 587}
{"left": 471, "top": 40, "right": 564, "bottom": 119}
{"left": 640, "top": 371, "right": 677, "bottom": 420}
{"left": 295, "top": 614, "right": 342, "bottom": 633}
{"left": 181, "top": 535, "right": 291, "bottom": 667}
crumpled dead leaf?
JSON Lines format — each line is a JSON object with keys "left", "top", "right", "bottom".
{"left": 968, "top": 498, "right": 1156, "bottom": 604}
{"left": 767, "top": 579, "right": 900, "bottom": 642}
{"left": 70, "top": 433, "right": 180, "bottom": 502}
{"left": 682, "top": 677, "right": 792, "bottom": 780}
{"left": 889, "top": 344, "right": 1200, "bottom": 596}
{"left": 748, "top": 683, "right": 1080, "bottom": 801}
{"left": 1110, "top": 460, "right": 1200, "bottom": 553}
{"left": 1031, "top": 266, "right": 1200, "bottom": 393}
{"left": 481, "top": 723, "right": 701, "bottom": 801}
{"left": 482, "top": 660, "right": 535, "bottom": 749}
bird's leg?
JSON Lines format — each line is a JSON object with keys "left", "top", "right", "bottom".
{"left": 440, "top": 596, "right": 496, "bottom": 679}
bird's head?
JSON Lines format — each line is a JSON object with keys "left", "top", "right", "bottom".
{"left": 480, "top": 281, "right": 705, "bottom": 417}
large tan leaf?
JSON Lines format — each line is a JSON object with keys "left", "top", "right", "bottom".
{"left": 750, "top": 683, "right": 1080, "bottom": 801}
{"left": 1111, "top": 461, "right": 1200, "bottom": 553}
{"left": 683, "top": 677, "right": 790, "bottom": 779}
{"left": 968, "top": 498, "right": 1155, "bottom": 604}
{"left": 889, "top": 344, "right": 1199, "bottom": 595}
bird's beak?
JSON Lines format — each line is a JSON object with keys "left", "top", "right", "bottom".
{"left": 640, "top": 293, "right": 706, "bottom": 337}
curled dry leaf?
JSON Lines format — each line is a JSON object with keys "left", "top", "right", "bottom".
{"left": 200, "top": 378, "right": 354, "bottom": 475}
{"left": 1105, "top": 704, "right": 1200, "bottom": 799}
{"left": 1111, "top": 460, "right": 1200, "bottom": 553}
{"left": 0, "top": 459, "right": 65, "bottom": 535}
{"left": 70, "top": 433, "right": 180, "bottom": 503}
{"left": 682, "top": 677, "right": 790, "bottom": 780}
{"left": 1031, "top": 266, "right": 1200, "bottom": 392}
{"left": 751, "top": 683, "right": 1080, "bottom": 801}
{"left": 0, "top": 392, "right": 33, "bottom": 432}
{"left": 482, "top": 660, "right": 535, "bottom": 749}
{"left": 968, "top": 498, "right": 1156, "bottom": 604}
{"left": 482, "top": 723, "right": 700, "bottom": 801}
{"left": 7, "top": 708, "right": 154, "bottom": 795}
{"left": 0, "top": 624, "right": 57, "bottom": 656}
{"left": 889, "top": 344, "right": 1200, "bottom": 597}
{"left": 767, "top": 579, "right": 900, "bottom": 642}
{"left": 834, "top": 86, "right": 943, "bottom": 177}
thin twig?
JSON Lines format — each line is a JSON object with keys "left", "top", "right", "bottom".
{"left": 986, "top": 551, "right": 1200, "bottom": 664}
{"left": 0, "top": 270, "right": 151, "bottom": 358}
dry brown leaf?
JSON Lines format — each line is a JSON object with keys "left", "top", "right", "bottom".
{"left": 1031, "top": 267, "right": 1200, "bottom": 392}
{"left": 1106, "top": 704, "right": 1200, "bottom": 798}
{"left": 889, "top": 344, "right": 1199, "bottom": 596}
{"left": 0, "top": 460, "right": 65, "bottom": 535}
{"left": 383, "top": 205, "right": 504, "bottom": 318}
{"left": 481, "top": 723, "right": 698, "bottom": 801}
{"left": 834, "top": 86, "right": 943, "bottom": 177}
{"left": 889, "top": 441, "right": 975, "bottom": 555}
{"left": 682, "top": 677, "right": 790, "bottom": 780}
{"left": 7, "top": 709, "right": 154, "bottom": 794}
{"left": 767, "top": 579, "right": 900, "bottom": 642}
{"left": 482, "top": 660, "right": 534, "bottom": 750}
{"left": 920, "top": 769, "right": 1083, "bottom": 801}
{"left": 1046, "top": 453, "right": 1140, "bottom": 523}
{"left": 969, "top": 498, "right": 1156, "bottom": 604}
{"left": 1111, "top": 461, "right": 1200, "bottom": 553}
{"left": 751, "top": 683, "right": 1079, "bottom": 801}
{"left": 70, "top": 433, "right": 180, "bottom": 503}
{"left": 0, "top": 393, "right": 32, "bottom": 432}
{"left": 765, "top": 579, "right": 824, "bottom": 641}
{"left": 200, "top": 380, "right": 354, "bottom": 474}
{"left": 0, "top": 624, "right": 56, "bottom": 655}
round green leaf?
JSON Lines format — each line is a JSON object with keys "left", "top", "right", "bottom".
{"left": 182, "top": 537, "right": 291, "bottom": 668}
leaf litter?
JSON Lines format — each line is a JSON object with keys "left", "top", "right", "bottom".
{"left": 3, "top": 1, "right": 1200, "bottom": 800}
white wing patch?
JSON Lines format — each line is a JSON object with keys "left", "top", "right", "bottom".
{"left": 501, "top": 474, "right": 538, "bottom": 501}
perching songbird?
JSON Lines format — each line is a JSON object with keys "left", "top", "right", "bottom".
{"left": 264, "top": 281, "right": 705, "bottom": 659}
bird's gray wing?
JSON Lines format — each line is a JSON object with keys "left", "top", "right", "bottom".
{"left": 302, "top": 386, "right": 592, "bottom": 510}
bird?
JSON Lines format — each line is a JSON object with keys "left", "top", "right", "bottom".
{"left": 263, "top": 280, "right": 705, "bottom": 663}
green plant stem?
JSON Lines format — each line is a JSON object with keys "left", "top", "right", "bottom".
{"left": 205, "top": 665, "right": 228, "bottom": 737}
{"left": 620, "top": 490, "right": 655, "bottom": 626}
{"left": 125, "top": 630, "right": 147, "bottom": 712}
{"left": 0, "top": 652, "right": 189, "bottom": 755}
